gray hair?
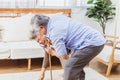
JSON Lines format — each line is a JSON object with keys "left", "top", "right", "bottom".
{"left": 31, "top": 14, "right": 50, "bottom": 28}
{"left": 30, "top": 15, "right": 49, "bottom": 39}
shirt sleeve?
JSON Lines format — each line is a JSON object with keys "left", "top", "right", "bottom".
{"left": 49, "top": 22, "right": 67, "bottom": 56}
{"left": 51, "top": 36, "right": 67, "bottom": 56}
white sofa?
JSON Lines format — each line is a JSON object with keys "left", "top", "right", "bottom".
{"left": 0, "top": 8, "right": 71, "bottom": 70}
{"left": 0, "top": 13, "right": 45, "bottom": 70}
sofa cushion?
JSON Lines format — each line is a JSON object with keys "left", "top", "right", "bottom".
{"left": 0, "top": 40, "right": 41, "bottom": 49}
{"left": 0, "top": 40, "right": 45, "bottom": 59}
{"left": 0, "top": 13, "right": 34, "bottom": 42}
{"left": 0, "top": 49, "right": 11, "bottom": 59}
{"left": 10, "top": 48, "right": 44, "bottom": 59}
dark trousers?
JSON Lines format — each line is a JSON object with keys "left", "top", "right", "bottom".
{"left": 64, "top": 45, "right": 104, "bottom": 80}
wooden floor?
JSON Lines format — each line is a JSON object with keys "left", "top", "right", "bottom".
{"left": 90, "top": 59, "right": 120, "bottom": 80}
{"left": 0, "top": 57, "right": 120, "bottom": 80}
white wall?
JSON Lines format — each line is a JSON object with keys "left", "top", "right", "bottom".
{"left": 71, "top": 0, "right": 120, "bottom": 38}
{"left": 71, "top": 8, "right": 103, "bottom": 33}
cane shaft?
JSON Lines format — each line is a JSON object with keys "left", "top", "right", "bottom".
{"left": 49, "top": 54, "right": 52, "bottom": 80}
{"left": 48, "top": 40, "right": 53, "bottom": 80}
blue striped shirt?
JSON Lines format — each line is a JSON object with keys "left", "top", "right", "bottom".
{"left": 46, "top": 14, "right": 106, "bottom": 56}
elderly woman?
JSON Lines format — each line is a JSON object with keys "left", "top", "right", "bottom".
{"left": 31, "top": 14, "right": 105, "bottom": 80}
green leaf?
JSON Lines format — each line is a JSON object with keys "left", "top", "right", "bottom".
{"left": 104, "top": 0, "right": 112, "bottom": 6}
{"left": 106, "top": 17, "right": 113, "bottom": 20}
{"left": 87, "top": 0, "right": 94, "bottom": 4}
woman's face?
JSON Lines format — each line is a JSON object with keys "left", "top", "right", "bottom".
{"left": 36, "top": 35, "right": 47, "bottom": 45}
{"left": 34, "top": 26, "right": 47, "bottom": 36}
{"left": 34, "top": 26, "right": 48, "bottom": 45}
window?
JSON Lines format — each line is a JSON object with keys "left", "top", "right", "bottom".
{"left": 0, "top": 0, "right": 36, "bottom": 8}
{"left": 76, "top": 0, "right": 88, "bottom": 7}
{"left": 0, "top": 0, "right": 15, "bottom": 8}
{"left": 37, "top": 0, "right": 70, "bottom": 7}
{"left": 0, "top": 0, "right": 71, "bottom": 8}
{"left": 0, "top": 0, "right": 86, "bottom": 8}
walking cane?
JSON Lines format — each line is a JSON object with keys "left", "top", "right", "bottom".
{"left": 47, "top": 39, "right": 53, "bottom": 80}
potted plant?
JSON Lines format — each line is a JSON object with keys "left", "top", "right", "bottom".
{"left": 85, "top": 0, "right": 115, "bottom": 34}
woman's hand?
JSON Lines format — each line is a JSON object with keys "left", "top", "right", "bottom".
{"left": 44, "top": 47, "right": 53, "bottom": 55}
{"left": 38, "top": 73, "right": 44, "bottom": 80}
{"left": 44, "top": 47, "right": 60, "bottom": 58}
{"left": 38, "top": 68, "right": 45, "bottom": 80}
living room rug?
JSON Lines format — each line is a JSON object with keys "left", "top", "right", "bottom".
{"left": 0, "top": 67, "right": 108, "bottom": 80}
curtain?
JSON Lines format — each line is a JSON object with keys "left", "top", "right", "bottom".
{"left": 0, "top": 0, "right": 36, "bottom": 8}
